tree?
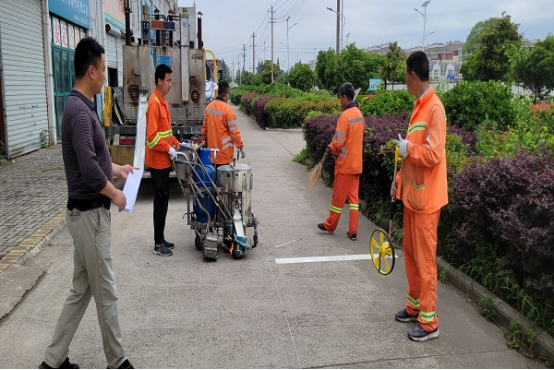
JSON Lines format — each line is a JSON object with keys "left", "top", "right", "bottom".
{"left": 380, "top": 42, "right": 405, "bottom": 90}
{"left": 463, "top": 18, "right": 499, "bottom": 57}
{"left": 260, "top": 60, "right": 279, "bottom": 85}
{"left": 461, "top": 13, "right": 522, "bottom": 83}
{"left": 337, "top": 45, "right": 384, "bottom": 93}
{"left": 315, "top": 45, "right": 384, "bottom": 93}
{"left": 459, "top": 53, "right": 479, "bottom": 81}
{"left": 288, "top": 63, "right": 316, "bottom": 91}
{"left": 515, "top": 35, "right": 554, "bottom": 102}
{"left": 315, "top": 49, "right": 336, "bottom": 89}
{"left": 256, "top": 60, "right": 264, "bottom": 74}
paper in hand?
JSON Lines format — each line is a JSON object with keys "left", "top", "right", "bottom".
{"left": 122, "top": 169, "right": 143, "bottom": 213}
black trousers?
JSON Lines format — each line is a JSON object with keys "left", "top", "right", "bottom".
{"left": 150, "top": 167, "right": 171, "bottom": 244}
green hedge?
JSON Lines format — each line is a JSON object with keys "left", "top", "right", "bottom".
{"left": 264, "top": 98, "right": 340, "bottom": 129}
{"left": 442, "top": 81, "right": 515, "bottom": 131}
{"left": 360, "top": 90, "right": 414, "bottom": 116}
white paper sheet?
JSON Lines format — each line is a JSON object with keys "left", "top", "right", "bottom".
{"left": 122, "top": 169, "right": 143, "bottom": 213}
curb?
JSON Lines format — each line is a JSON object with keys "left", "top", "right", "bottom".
{"left": 437, "top": 256, "right": 554, "bottom": 365}
{"left": 0, "top": 209, "right": 66, "bottom": 274}
{"left": 265, "top": 128, "right": 303, "bottom": 133}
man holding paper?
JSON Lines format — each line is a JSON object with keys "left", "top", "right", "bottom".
{"left": 39, "top": 37, "right": 134, "bottom": 370}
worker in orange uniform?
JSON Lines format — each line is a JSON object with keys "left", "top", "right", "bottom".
{"left": 202, "top": 80, "right": 244, "bottom": 166}
{"left": 318, "top": 82, "right": 364, "bottom": 241}
{"left": 391, "top": 51, "right": 448, "bottom": 342}
{"left": 145, "top": 64, "right": 180, "bottom": 257}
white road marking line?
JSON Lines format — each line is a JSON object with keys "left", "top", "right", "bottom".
{"left": 274, "top": 254, "right": 398, "bottom": 264}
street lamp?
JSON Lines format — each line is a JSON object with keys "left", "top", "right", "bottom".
{"left": 280, "top": 41, "right": 290, "bottom": 71}
{"left": 285, "top": 16, "right": 298, "bottom": 72}
{"left": 414, "top": 0, "right": 431, "bottom": 51}
{"left": 346, "top": 32, "right": 351, "bottom": 46}
{"left": 327, "top": 6, "right": 345, "bottom": 53}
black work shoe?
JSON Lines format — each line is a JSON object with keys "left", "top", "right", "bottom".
{"left": 39, "top": 357, "right": 80, "bottom": 369}
{"left": 318, "top": 223, "right": 332, "bottom": 233}
{"left": 162, "top": 240, "right": 175, "bottom": 250}
{"left": 395, "top": 308, "right": 419, "bottom": 323}
{"left": 347, "top": 232, "right": 357, "bottom": 241}
{"left": 109, "top": 359, "right": 134, "bottom": 369}
{"left": 154, "top": 243, "right": 173, "bottom": 256}
{"left": 408, "top": 323, "right": 440, "bottom": 342}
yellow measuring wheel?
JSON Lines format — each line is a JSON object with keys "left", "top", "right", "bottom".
{"left": 369, "top": 228, "right": 395, "bottom": 275}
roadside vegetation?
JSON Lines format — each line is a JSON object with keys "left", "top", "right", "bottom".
{"left": 228, "top": 12, "right": 554, "bottom": 359}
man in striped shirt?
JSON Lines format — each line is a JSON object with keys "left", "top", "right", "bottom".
{"left": 39, "top": 37, "right": 134, "bottom": 370}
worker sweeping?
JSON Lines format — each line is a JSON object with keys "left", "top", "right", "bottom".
{"left": 318, "top": 82, "right": 364, "bottom": 241}
{"left": 202, "top": 80, "right": 244, "bottom": 167}
{"left": 391, "top": 51, "right": 448, "bottom": 342}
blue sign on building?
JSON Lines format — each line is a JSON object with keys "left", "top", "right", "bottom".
{"left": 157, "top": 55, "right": 171, "bottom": 68}
{"left": 369, "top": 78, "right": 382, "bottom": 92}
{"left": 49, "top": 0, "right": 90, "bottom": 29}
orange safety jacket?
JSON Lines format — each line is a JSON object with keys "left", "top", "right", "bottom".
{"left": 330, "top": 103, "right": 364, "bottom": 175}
{"left": 145, "top": 89, "right": 179, "bottom": 169}
{"left": 396, "top": 87, "right": 448, "bottom": 214}
{"left": 202, "top": 97, "right": 243, "bottom": 165}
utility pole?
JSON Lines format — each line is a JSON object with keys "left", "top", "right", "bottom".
{"left": 238, "top": 53, "right": 241, "bottom": 84}
{"left": 286, "top": 16, "right": 290, "bottom": 72}
{"left": 252, "top": 32, "right": 256, "bottom": 74}
{"left": 270, "top": 6, "right": 276, "bottom": 83}
{"left": 336, "top": 0, "right": 340, "bottom": 54}
{"left": 242, "top": 44, "right": 246, "bottom": 72}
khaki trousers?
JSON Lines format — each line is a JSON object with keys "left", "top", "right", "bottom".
{"left": 44, "top": 207, "right": 126, "bottom": 368}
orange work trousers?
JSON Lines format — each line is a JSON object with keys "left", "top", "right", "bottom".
{"left": 403, "top": 207, "right": 441, "bottom": 332}
{"left": 324, "top": 173, "right": 360, "bottom": 235}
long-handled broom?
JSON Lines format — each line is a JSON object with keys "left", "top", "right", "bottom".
{"left": 308, "top": 88, "right": 361, "bottom": 188}
{"left": 308, "top": 146, "right": 331, "bottom": 188}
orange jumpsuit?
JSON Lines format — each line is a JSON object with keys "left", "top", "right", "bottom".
{"left": 323, "top": 103, "right": 364, "bottom": 235}
{"left": 395, "top": 86, "right": 448, "bottom": 332}
{"left": 145, "top": 88, "right": 179, "bottom": 169}
{"left": 202, "top": 97, "right": 244, "bottom": 165}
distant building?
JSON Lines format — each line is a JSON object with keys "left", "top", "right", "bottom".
{"left": 365, "top": 43, "right": 408, "bottom": 56}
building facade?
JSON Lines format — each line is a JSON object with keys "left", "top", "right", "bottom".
{"left": 0, "top": 0, "right": 176, "bottom": 159}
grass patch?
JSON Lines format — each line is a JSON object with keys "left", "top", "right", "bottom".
{"left": 293, "top": 147, "right": 311, "bottom": 165}
{"left": 479, "top": 296, "right": 497, "bottom": 322}
{"left": 41, "top": 166, "right": 64, "bottom": 174}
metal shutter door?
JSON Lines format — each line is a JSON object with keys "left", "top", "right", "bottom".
{"left": 117, "top": 36, "right": 124, "bottom": 87}
{"left": 0, "top": 0, "right": 48, "bottom": 158}
{"left": 106, "top": 33, "right": 117, "bottom": 69}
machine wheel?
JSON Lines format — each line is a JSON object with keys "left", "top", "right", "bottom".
{"left": 195, "top": 235, "right": 203, "bottom": 251}
{"left": 369, "top": 229, "right": 395, "bottom": 275}
{"left": 232, "top": 249, "right": 244, "bottom": 259}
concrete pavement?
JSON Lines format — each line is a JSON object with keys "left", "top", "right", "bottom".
{"left": 0, "top": 104, "right": 544, "bottom": 368}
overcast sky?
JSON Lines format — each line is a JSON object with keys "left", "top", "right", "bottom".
{"left": 177, "top": 0, "right": 553, "bottom": 72}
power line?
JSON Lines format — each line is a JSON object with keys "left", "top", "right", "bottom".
{"left": 276, "top": 0, "right": 310, "bottom": 22}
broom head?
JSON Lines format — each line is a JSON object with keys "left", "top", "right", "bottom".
{"left": 309, "top": 161, "right": 324, "bottom": 188}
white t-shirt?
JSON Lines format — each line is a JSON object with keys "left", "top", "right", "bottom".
{"left": 205, "top": 80, "right": 217, "bottom": 100}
